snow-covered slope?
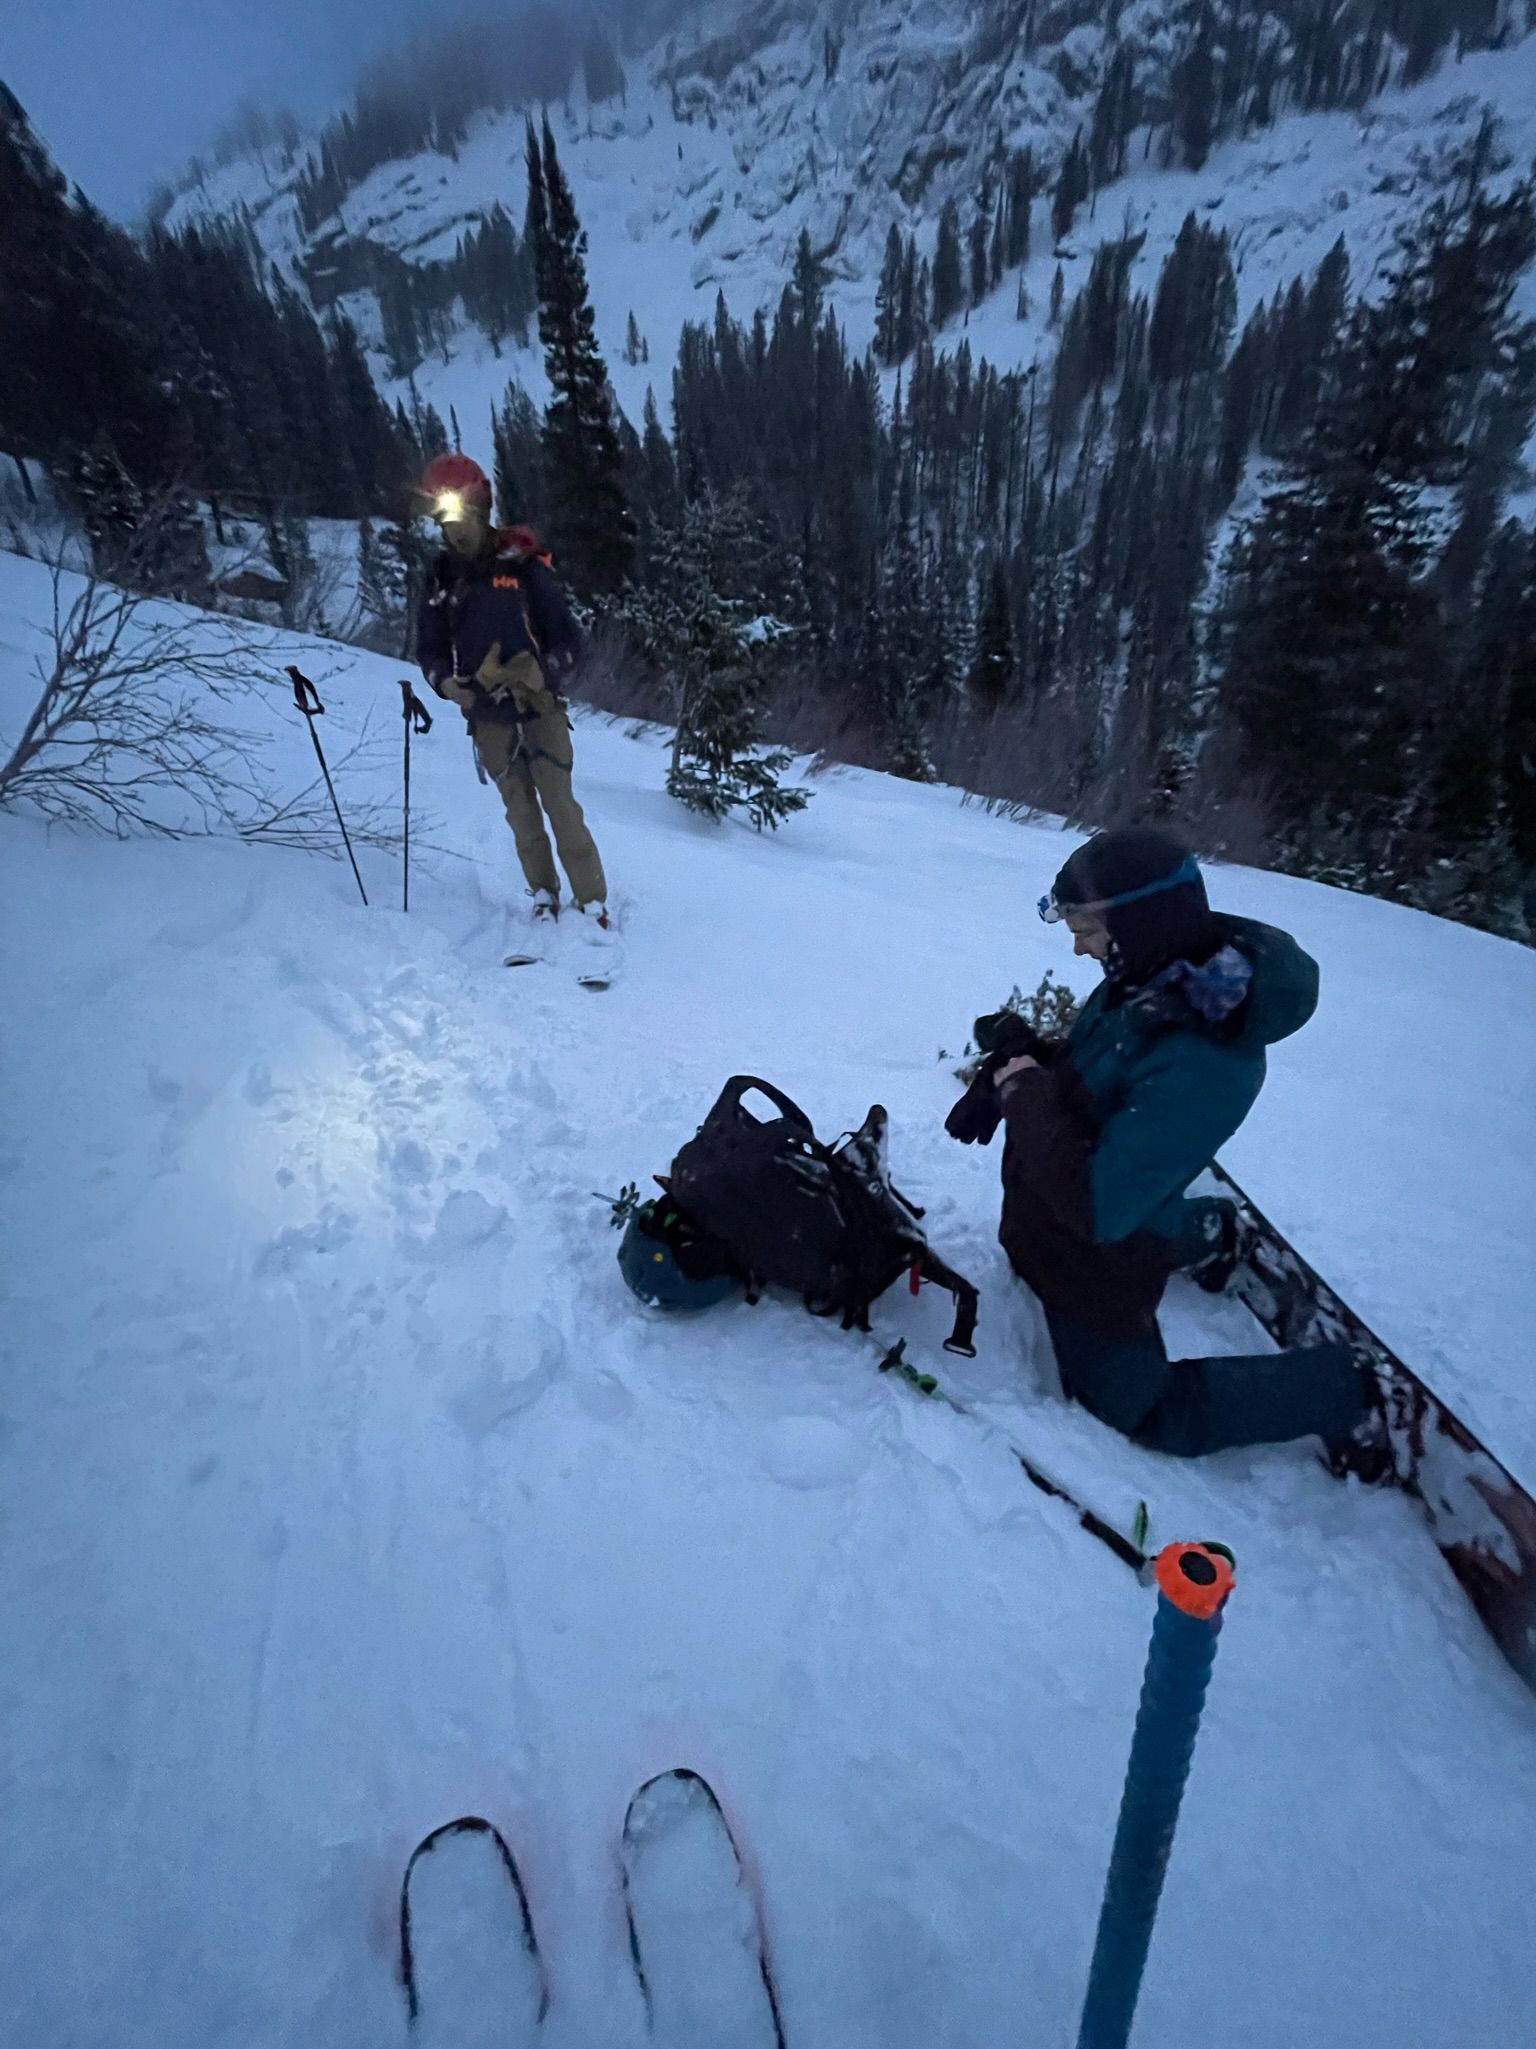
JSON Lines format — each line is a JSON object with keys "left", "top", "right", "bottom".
{"left": 167, "top": 14, "right": 1536, "bottom": 457}
{"left": 3, "top": 548, "right": 1535, "bottom": 2046}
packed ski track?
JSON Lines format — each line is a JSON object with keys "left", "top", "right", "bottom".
{"left": 3, "top": 552, "right": 1535, "bottom": 2046}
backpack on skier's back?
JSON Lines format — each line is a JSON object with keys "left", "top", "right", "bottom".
{"left": 664, "top": 1076, "right": 978, "bottom": 1355}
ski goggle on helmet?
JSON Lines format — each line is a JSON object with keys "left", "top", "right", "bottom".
{"left": 1038, "top": 853, "right": 1202, "bottom": 924}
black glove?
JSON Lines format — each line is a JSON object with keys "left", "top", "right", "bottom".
{"left": 945, "top": 1075, "right": 1003, "bottom": 1147}
{"left": 973, "top": 1011, "right": 1052, "bottom": 1062}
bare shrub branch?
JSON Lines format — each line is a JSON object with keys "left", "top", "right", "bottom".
{"left": 0, "top": 558, "right": 402, "bottom": 858}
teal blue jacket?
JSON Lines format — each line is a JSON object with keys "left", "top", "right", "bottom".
{"left": 994, "top": 916, "right": 1319, "bottom": 1336}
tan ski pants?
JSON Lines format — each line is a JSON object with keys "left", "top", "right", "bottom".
{"left": 472, "top": 705, "right": 607, "bottom": 909}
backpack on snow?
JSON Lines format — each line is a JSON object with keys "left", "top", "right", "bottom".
{"left": 665, "top": 1076, "right": 979, "bottom": 1356}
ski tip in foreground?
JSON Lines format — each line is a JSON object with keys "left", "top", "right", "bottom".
{"left": 398, "top": 1815, "right": 548, "bottom": 2031}
{"left": 620, "top": 1768, "right": 787, "bottom": 2049}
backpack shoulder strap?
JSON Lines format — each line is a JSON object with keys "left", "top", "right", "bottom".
{"left": 918, "top": 1247, "right": 980, "bottom": 1357}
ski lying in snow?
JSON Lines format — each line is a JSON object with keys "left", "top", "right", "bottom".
{"left": 875, "top": 1337, "right": 1151, "bottom": 1575}
{"left": 1211, "top": 1162, "right": 1536, "bottom": 1697}
{"left": 621, "top": 1769, "right": 787, "bottom": 2048}
{"left": 399, "top": 1816, "right": 548, "bottom": 2040}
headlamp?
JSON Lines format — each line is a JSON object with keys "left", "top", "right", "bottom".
{"left": 1038, "top": 854, "right": 1202, "bottom": 924}
{"left": 435, "top": 489, "right": 466, "bottom": 522}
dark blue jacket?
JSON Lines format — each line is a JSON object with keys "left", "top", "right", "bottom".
{"left": 416, "top": 530, "right": 582, "bottom": 728}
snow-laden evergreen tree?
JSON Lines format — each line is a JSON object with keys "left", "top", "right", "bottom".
{"left": 135, "top": 492, "right": 213, "bottom": 603}
{"left": 623, "top": 490, "right": 810, "bottom": 830}
{"left": 71, "top": 440, "right": 144, "bottom": 583}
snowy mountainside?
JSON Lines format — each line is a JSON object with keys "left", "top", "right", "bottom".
{"left": 3, "top": 545, "right": 1536, "bottom": 2044}
{"left": 166, "top": 10, "right": 1536, "bottom": 448}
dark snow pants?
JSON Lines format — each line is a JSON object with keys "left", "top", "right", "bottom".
{"left": 1045, "top": 1307, "right": 1366, "bottom": 1459}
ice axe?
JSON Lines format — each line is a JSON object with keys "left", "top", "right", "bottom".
{"left": 284, "top": 666, "right": 368, "bottom": 907}
{"left": 398, "top": 679, "right": 433, "bottom": 912}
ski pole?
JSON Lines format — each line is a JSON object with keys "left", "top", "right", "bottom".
{"left": 1076, "top": 1541, "right": 1237, "bottom": 2049}
{"left": 398, "top": 679, "right": 432, "bottom": 912}
{"left": 284, "top": 667, "right": 368, "bottom": 906}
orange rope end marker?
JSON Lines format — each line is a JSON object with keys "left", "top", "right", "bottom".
{"left": 1153, "top": 1542, "right": 1236, "bottom": 1621}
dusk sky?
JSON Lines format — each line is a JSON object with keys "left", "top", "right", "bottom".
{"left": 3, "top": 0, "right": 438, "bottom": 218}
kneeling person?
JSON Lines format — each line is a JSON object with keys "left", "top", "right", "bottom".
{"left": 947, "top": 826, "right": 1368, "bottom": 1459}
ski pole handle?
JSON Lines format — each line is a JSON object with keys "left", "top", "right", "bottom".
{"left": 286, "top": 664, "right": 325, "bottom": 717}
{"left": 399, "top": 680, "right": 433, "bottom": 734}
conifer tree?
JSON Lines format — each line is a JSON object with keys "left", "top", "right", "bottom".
{"left": 526, "top": 118, "right": 636, "bottom": 595}
{"left": 874, "top": 224, "right": 905, "bottom": 364}
{"left": 969, "top": 179, "right": 994, "bottom": 309}
{"left": 624, "top": 491, "right": 811, "bottom": 829}
{"left": 792, "top": 227, "right": 828, "bottom": 329}
{"left": 492, "top": 380, "right": 546, "bottom": 526}
{"left": 969, "top": 560, "right": 1016, "bottom": 704}
{"left": 1219, "top": 181, "right": 1536, "bottom": 877}
{"left": 932, "top": 200, "right": 964, "bottom": 329}
{"left": 1172, "top": 12, "right": 1216, "bottom": 171}
{"left": 1051, "top": 133, "right": 1088, "bottom": 243}
{"left": 1005, "top": 148, "right": 1034, "bottom": 269}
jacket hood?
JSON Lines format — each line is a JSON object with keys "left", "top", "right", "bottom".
{"left": 1220, "top": 915, "right": 1319, "bottom": 1047}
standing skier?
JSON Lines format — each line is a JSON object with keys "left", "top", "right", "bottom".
{"left": 946, "top": 826, "right": 1369, "bottom": 1457}
{"left": 414, "top": 453, "right": 609, "bottom": 926}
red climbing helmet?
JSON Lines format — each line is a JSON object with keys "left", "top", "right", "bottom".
{"left": 421, "top": 452, "right": 492, "bottom": 518}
